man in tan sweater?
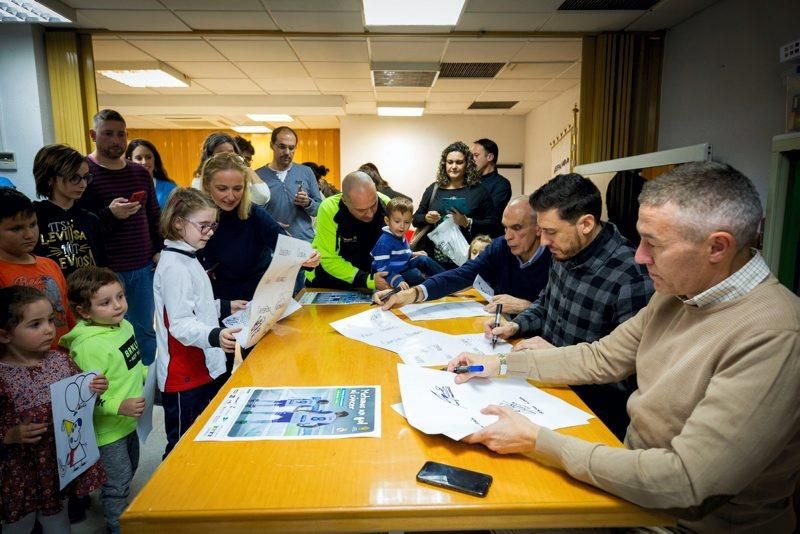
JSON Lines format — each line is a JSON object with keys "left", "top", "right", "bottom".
{"left": 449, "top": 161, "right": 800, "bottom": 533}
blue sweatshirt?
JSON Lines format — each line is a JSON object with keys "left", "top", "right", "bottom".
{"left": 370, "top": 227, "right": 414, "bottom": 288}
{"left": 422, "top": 236, "right": 552, "bottom": 309}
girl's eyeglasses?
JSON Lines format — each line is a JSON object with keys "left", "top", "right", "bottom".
{"left": 181, "top": 218, "right": 219, "bottom": 235}
{"left": 64, "top": 172, "right": 93, "bottom": 185}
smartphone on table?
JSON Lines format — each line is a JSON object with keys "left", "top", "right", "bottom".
{"left": 416, "top": 461, "right": 492, "bottom": 497}
{"left": 128, "top": 190, "right": 145, "bottom": 203}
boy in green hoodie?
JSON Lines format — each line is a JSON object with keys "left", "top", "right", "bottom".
{"left": 60, "top": 266, "right": 147, "bottom": 534}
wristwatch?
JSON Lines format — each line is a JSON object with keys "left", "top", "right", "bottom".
{"left": 498, "top": 354, "right": 508, "bottom": 376}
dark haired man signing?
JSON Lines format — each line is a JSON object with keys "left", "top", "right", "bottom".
{"left": 486, "top": 173, "right": 653, "bottom": 439}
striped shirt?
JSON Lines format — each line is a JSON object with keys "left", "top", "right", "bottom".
{"left": 681, "top": 249, "right": 771, "bottom": 307}
{"left": 80, "top": 158, "right": 162, "bottom": 272}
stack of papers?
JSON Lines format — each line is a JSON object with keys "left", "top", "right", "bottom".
{"left": 396, "top": 364, "right": 593, "bottom": 440}
{"left": 399, "top": 301, "right": 491, "bottom": 321}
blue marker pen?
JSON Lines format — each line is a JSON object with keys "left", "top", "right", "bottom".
{"left": 453, "top": 365, "right": 485, "bottom": 374}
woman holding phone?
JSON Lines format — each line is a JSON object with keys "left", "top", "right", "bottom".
{"left": 412, "top": 141, "right": 497, "bottom": 269}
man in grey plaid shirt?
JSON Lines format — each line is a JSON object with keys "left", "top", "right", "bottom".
{"left": 486, "top": 173, "right": 653, "bottom": 439}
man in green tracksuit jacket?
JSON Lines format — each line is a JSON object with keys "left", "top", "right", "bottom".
{"left": 307, "top": 171, "right": 391, "bottom": 290}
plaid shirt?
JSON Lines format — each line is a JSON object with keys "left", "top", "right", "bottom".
{"left": 513, "top": 223, "right": 654, "bottom": 346}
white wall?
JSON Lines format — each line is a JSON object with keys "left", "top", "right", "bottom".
{"left": 523, "top": 85, "right": 580, "bottom": 194}
{"left": 0, "top": 24, "right": 54, "bottom": 198}
{"left": 659, "top": 0, "right": 800, "bottom": 203}
{"left": 339, "top": 115, "right": 525, "bottom": 206}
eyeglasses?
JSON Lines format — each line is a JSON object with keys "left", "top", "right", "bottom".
{"left": 65, "top": 172, "right": 93, "bottom": 185}
{"left": 181, "top": 218, "right": 219, "bottom": 235}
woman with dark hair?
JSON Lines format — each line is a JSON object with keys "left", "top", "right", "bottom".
{"left": 125, "top": 138, "right": 177, "bottom": 209}
{"left": 190, "top": 132, "right": 271, "bottom": 206}
{"left": 358, "top": 162, "right": 409, "bottom": 200}
{"left": 412, "top": 141, "right": 497, "bottom": 270}
{"left": 302, "top": 161, "right": 339, "bottom": 198}
{"left": 32, "top": 144, "right": 107, "bottom": 278}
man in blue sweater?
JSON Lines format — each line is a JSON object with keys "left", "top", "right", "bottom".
{"left": 376, "top": 196, "right": 551, "bottom": 315}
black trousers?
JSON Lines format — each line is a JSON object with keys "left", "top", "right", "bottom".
{"left": 162, "top": 380, "right": 218, "bottom": 458}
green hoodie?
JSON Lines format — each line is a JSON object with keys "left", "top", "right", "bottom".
{"left": 60, "top": 319, "right": 147, "bottom": 447}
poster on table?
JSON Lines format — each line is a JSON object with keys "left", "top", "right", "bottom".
{"left": 50, "top": 370, "right": 102, "bottom": 489}
{"left": 238, "top": 234, "right": 313, "bottom": 348}
{"left": 195, "top": 386, "right": 381, "bottom": 441}
{"left": 298, "top": 291, "right": 374, "bottom": 305}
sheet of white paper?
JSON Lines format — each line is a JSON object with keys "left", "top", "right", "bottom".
{"left": 229, "top": 298, "right": 301, "bottom": 346}
{"left": 391, "top": 403, "right": 406, "bottom": 418}
{"left": 397, "top": 364, "right": 592, "bottom": 441}
{"left": 399, "top": 301, "right": 492, "bottom": 321}
{"left": 473, "top": 275, "right": 495, "bottom": 302}
{"left": 136, "top": 366, "right": 156, "bottom": 444}
{"left": 51, "top": 370, "right": 102, "bottom": 490}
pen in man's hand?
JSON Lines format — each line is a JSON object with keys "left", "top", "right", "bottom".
{"left": 372, "top": 286, "right": 401, "bottom": 305}
{"left": 491, "top": 303, "right": 503, "bottom": 349}
{"left": 453, "top": 365, "right": 484, "bottom": 374}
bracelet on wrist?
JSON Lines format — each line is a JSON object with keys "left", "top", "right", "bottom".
{"left": 498, "top": 354, "right": 508, "bottom": 376}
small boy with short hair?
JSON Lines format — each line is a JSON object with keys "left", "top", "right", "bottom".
{"left": 0, "top": 188, "right": 74, "bottom": 348}
{"left": 60, "top": 266, "right": 147, "bottom": 534}
{"left": 371, "top": 197, "right": 445, "bottom": 289}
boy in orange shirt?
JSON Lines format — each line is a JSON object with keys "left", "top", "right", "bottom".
{"left": 0, "top": 188, "right": 74, "bottom": 347}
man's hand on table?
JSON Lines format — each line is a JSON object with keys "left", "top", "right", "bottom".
{"left": 462, "top": 405, "right": 540, "bottom": 455}
{"left": 484, "top": 294, "right": 530, "bottom": 315}
{"left": 512, "top": 336, "right": 555, "bottom": 352}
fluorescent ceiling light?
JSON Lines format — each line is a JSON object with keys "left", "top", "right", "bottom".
{"left": 363, "top": 0, "right": 464, "bottom": 26}
{"left": 0, "top": 0, "right": 71, "bottom": 23}
{"left": 97, "top": 61, "right": 188, "bottom": 88}
{"left": 232, "top": 125, "right": 271, "bottom": 133}
{"left": 247, "top": 114, "right": 293, "bottom": 122}
{"left": 377, "top": 106, "right": 424, "bottom": 117}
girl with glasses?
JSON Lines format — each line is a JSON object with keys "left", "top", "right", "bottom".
{"left": 32, "top": 143, "right": 108, "bottom": 278}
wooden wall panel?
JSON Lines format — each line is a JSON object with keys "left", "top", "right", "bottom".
{"left": 126, "top": 129, "right": 340, "bottom": 188}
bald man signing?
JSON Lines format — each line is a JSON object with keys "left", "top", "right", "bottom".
{"left": 306, "top": 171, "right": 391, "bottom": 290}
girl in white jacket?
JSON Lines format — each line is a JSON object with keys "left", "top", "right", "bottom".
{"left": 153, "top": 187, "right": 246, "bottom": 456}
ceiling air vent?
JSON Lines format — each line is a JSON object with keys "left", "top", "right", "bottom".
{"left": 371, "top": 62, "right": 439, "bottom": 88}
{"left": 558, "top": 0, "right": 659, "bottom": 9}
{"left": 468, "top": 101, "right": 518, "bottom": 110}
{"left": 439, "top": 62, "right": 505, "bottom": 79}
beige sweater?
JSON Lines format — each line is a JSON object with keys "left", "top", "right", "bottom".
{"left": 509, "top": 276, "right": 800, "bottom": 533}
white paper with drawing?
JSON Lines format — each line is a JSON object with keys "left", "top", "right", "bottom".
{"left": 473, "top": 275, "right": 494, "bottom": 302}
{"left": 399, "top": 301, "right": 492, "bottom": 321}
{"left": 50, "top": 370, "right": 102, "bottom": 490}
{"left": 398, "top": 333, "right": 512, "bottom": 367}
{"left": 397, "top": 364, "right": 592, "bottom": 441}
{"left": 238, "top": 234, "right": 312, "bottom": 348}
{"left": 427, "top": 215, "right": 470, "bottom": 266}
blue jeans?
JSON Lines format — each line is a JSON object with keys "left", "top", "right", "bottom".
{"left": 117, "top": 263, "right": 156, "bottom": 365}
{"left": 396, "top": 255, "right": 446, "bottom": 287}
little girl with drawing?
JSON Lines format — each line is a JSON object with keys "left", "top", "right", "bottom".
{"left": 153, "top": 187, "right": 247, "bottom": 457}
{"left": 0, "top": 285, "right": 106, "bottom": 533}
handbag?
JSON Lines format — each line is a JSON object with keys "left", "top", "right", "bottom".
{"left": 409, "top": 183, "right": 439, "bottom": 251}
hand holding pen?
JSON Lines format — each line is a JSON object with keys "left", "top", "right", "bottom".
{"left": 491, "top": 303, "right": 503, "bottom": 349}
{"left": 446, "top": 353, "right": 496, "bottom": 384}
{"left": 371, "top": 286, "right": 402, "bottom": 305}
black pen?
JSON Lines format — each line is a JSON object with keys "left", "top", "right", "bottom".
{"left": 491, "top": 303, "right": 503, "bottom": 349}
{"left": 372, "top": 286, "right": 401, "bottom": 305}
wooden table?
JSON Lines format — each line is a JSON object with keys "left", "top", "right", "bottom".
{"left": 122, "top": 296, "right": 671, "bottom": 533}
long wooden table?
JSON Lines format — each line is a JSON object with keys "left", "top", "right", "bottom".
{"left": 122, "top": 295, "right": 671, "bottom": 533}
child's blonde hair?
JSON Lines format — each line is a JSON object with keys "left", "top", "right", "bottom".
{"left": 160, "top": 187, "right": 218, "bottom": 241}
{"left": 386, "top": 196, "right": 413, "bottom": 216}
{"left": 200, "top": 152, "right": 252, "bottom": 220}
{"left": 469, "top": 234, "right": 492, "bottom": 258}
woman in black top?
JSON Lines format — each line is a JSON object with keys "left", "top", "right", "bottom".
{"left": 412, "top": 141, "right": 497, "bottom": 270}
{"left": 32, "top": 144, "right": 107, "bottom": 277}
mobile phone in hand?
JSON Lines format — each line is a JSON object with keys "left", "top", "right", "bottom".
{"left": 297, "top": 181, "right": 304, "bottom": 193}
{"left": 416, "top": 461, "right": 492, "bottom": 497}
{"left": 128, "top": 190, "right": 145, "bottom": 203}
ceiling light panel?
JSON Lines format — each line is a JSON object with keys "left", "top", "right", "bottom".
{"left": 0, "top": 0, "right": 71, "bottom": 22}
{"left": 247, "top": 114, "right": 293, "bottom": 122}
{"left": 233, "top": 125, "right": 272, "bottom": 133}
{"left": 363, "top": 0, "right": 465, "bottom": 26}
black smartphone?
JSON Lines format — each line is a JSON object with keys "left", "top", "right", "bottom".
{"left": 416, "top": 461, "right": 492, "bottom": 497}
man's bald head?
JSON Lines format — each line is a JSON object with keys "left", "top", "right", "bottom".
{"left": 342, "top": 170, "right": 379, "bottom": 222}
{"left": 502, "top": 195, "right": 541, "bottom": 261}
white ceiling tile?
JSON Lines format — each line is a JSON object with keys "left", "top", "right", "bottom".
{"left": 375, "top": 92, "right": 428, "bottom": 103}
{"left": 67, "top": 0, "right": 163, "bottom": 8}
{"left": 443, "top": 40, "right": 526, "bottom": 62}
{"left": 255, "top": 78, "right": 318, "bottom": 91}
{"left": 294, "top": 116, "right": 341, "bottom": 128}
{"left": 265, "top": 0, "right": 360, "bottom": 10}
{"left": 346, "top": 102, "right": 377, "bottom": 114}
{"left": 540, "top": 11, "right": 642, "bottom": 32}
{"left": 271, "top": 11, "right": 363, "bottom": 32}
{"left": 542, "top": 78, "right": 579, "bottom": 91}
{"left": 209, "top": 39, "right": 296, "bottom": 61}
{"left": 234, "top": 62, "right": 308, "bottom": 78}
{"left": 427, "top": 92, "right": 481, "bottom": 102}
{"left": 558, "top": 62, "right": 581, "bottom": 79}
{"left": 343, "top": 93, "right": 376, "bottom": 103}
{"left": 165, "top": 62, "right": 247, "bottom": 79}
{"left": 496, "top": 62, "right": 574, "bottom": 79}
{"left": 175, "top": 11, "right": 278, "bottom": 30}
{"left": 128, "top": 39, "right": 226, "bottom": 61}
{"left": 290, "top": 39, "right": 368, "bottom": 62}
{"left": 152, "top": 81, "right": 213, "bottom": 95}
{"left": 161, "top": 0, "right": 264, "bottom": 9}
{"left": 304, "top": 62, "right": 371, "bottom": 79}
{"left": 316, "top": 78, "right": 374, "bottom": 92}
{"left": 95, "top": 77, "right": 159, "bottom": 94}
{"left": 487, "top": 79, "right": 552, "bottom": 92}
{"left": 465, "top": 108, "right": 511, "bottom": 115}
{"left": 267, "top": 90, "right": 322, "bottom": 96}
{"left": 369, "top": 40, "right": 446, "bottom": 62}
{"left": 626, "top": 0, "right": 716, "bottom": 31}
{"left": 477, "top": 91, "right": 547, "bottom": 102}
{"left": 512, "top": 40, "right": 581, "bottom": 62}
{"left": 464, "top": 0, "right": 562, "bottom": 12}
{"left": 431, "top": 79, "right": 492, "bottom": 93}
{"left": 425, "top": 101, "right": 471, "bottom": 112}
{"left": 193, "top": 78, "right": 265, "bottom": 94}
{"left": 92, "top": 40, "right": 154, "bottom": 61}
{"left": 77, "top": 10, "right": 190, "bottom": 31}
{"left": 456, "top": 13, "right": 550, "bottom": 32}
{"left": 508, "top": 101, "right": 544, "bottom": 114}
